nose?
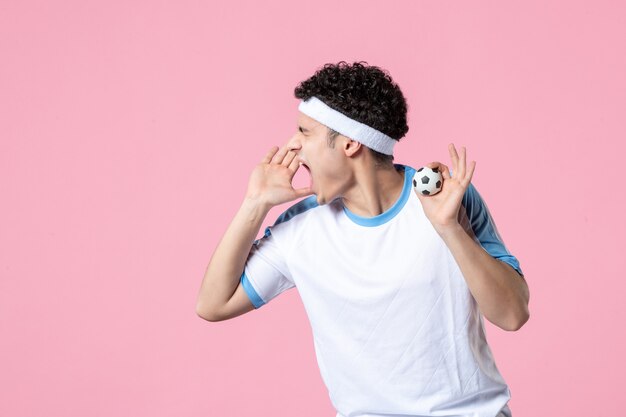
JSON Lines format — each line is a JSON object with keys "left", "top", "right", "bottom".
{"left": 286, "top": 133, "right": 302, "bottom": 152}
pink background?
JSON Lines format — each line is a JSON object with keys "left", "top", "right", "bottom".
{"left": 1, "top": 1, "right": 624, "bottom": 416}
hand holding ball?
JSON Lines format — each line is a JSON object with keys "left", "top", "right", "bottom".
{"left": 413, "top": 166, "right": 443, "bottom": 196}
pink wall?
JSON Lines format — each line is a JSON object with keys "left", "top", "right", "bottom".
{"left": 1, "top": 1, "right": 624, "bottom": 416}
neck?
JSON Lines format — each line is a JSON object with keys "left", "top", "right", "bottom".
{"left": 341, "top": 162, "right": 405, "bottom": 217}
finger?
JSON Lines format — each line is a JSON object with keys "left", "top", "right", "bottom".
{"left": 448, "top": 143, "right": 459, "bottom": 177}
{"left": 464, "top": 160, "right": 476, "bottom": 185}
{"left": 270, "top": 144, "right": 290, "bottom": 165}
{"left": 424, "top": 161, "right": 450, "bottom": 180}
{"left": 282, "top": 150, "right": 296, "bottom": 167}
{"left": 438, "top": 163, "right": 451, "bottom": 180}
{"left": 425, "top": 161, "right": 442, "bottom": 169}
{"left": 288, "top": 155, "right": 301, "bottom": 173}
{"left": 458, "top": 146, "right": 467, "bottom": 179}
{"left": 262, "top": 146, "right": 279, "bottom": 164}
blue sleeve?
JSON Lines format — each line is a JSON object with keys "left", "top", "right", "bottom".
{"left": 460, "top": 183, "right": 525, "bottom": 277}
{"left": 240, "top": 270, "right": 266, "bottom": 309}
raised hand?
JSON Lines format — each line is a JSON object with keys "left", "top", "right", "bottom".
{"left": 415, "top": 143, "right": 476, "bottom": 232}
{"left": 245, "top": 142, "right": 314, "bottom": 209}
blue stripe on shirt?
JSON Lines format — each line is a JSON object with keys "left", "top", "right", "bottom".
{"left": 461, "top": 183, "right": 524, "bottom": 277}
{"left": 240, "top": 271, "right": 266, "bottom": 308}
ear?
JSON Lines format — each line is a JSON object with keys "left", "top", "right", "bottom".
{"left": 343, "top": 137, "right": 362, "bottom": 157}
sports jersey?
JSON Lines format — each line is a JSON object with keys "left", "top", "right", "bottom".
{"left": 240, "top": 164, "right": 523, "bottom": 417}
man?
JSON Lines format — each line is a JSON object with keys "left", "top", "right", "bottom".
{"left": 196, "top": 61, "right": 530, "bottom": 417}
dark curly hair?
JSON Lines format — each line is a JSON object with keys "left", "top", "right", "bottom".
{"left": 294, "top": 61, "right": 409, "bottom": 164}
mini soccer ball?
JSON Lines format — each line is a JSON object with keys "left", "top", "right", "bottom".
{"left": 413, "top": 166, "right": 443, "bottom": 196}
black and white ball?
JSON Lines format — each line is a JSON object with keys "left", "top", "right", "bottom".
{"left": 413, "top": 166, "right": 443, "bottom": 196}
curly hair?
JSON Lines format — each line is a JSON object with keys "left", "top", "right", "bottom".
{"left": 294, "top": 61, "right": 409, "bottom": 164}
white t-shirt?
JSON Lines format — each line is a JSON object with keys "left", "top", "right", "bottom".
{"left": 241, "top": 164, "right": 522, "bottom": 417}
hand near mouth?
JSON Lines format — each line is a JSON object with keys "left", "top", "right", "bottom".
{"left": 245, "top": 144, "right": 315, "bottom": 209}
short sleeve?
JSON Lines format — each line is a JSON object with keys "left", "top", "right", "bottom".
{"left": 240, "top": 227, "right": 295, "bottom": 309}
{"left": 459, "top": 183, "right": 525, "bottom": 277}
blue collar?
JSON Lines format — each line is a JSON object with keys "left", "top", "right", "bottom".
{"left": 342, "top": 164, "right": 415, "bottom": 227}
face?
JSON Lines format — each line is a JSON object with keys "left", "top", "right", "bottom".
{"left": 287, "top": 112, "right": 354, "bottom": 205}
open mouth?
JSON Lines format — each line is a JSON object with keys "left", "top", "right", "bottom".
{"left": 300, "top": 162, "right": 313, "bottom": 189}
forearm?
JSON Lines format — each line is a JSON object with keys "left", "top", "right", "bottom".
{"left": 196, "top": 197, "right": 271, "bottom": 317}
{"left": 437, "top": 223, "right": 530, "bottom": 331}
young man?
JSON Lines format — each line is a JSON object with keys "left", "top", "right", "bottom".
{"left": 196, "top": 61, "right": 530, "bottom": 417}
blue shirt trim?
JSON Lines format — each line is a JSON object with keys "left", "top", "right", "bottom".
{"left": 260, "top": 195, "right": 319, "bottom": 239}
{"left": 273, "top": 195, "right": 319, "bottom": 226}
{"left": 244, "top": 197, "right": 318, "bottom": 309}
{"left": 240, "top": 271, "right": 265, "bottom": 308}
{"left": 462, "top": 182, "right": 524, "bottom": 277}
{"left": 342, "top": 164, "right": 415, "bottom": 227}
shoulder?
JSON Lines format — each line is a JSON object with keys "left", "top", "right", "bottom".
{"left": 272, "top": 195, "right": 320, "bottom": 227}
{"left": 260, "top": 195, "right": 322, "bottom": 244}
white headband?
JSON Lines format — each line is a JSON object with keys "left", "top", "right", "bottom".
{"left": 298, "top": 96, "right": 397, "bottom": 156}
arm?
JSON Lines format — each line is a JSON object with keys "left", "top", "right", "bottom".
{"left": 196, "top": 143, "right": 312, "bottom": 322}
{"left": 195, "top": 198, "right": 270, "bottom": 321}
{"left": 416, "top": 143, "right": 530, "bottom": 331}
{"left": 437, "top": 224, "right": 529, "bottom": 331}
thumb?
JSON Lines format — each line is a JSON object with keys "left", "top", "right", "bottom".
{"left": 294, "top": 187, "right": 314, "bottom": 198}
